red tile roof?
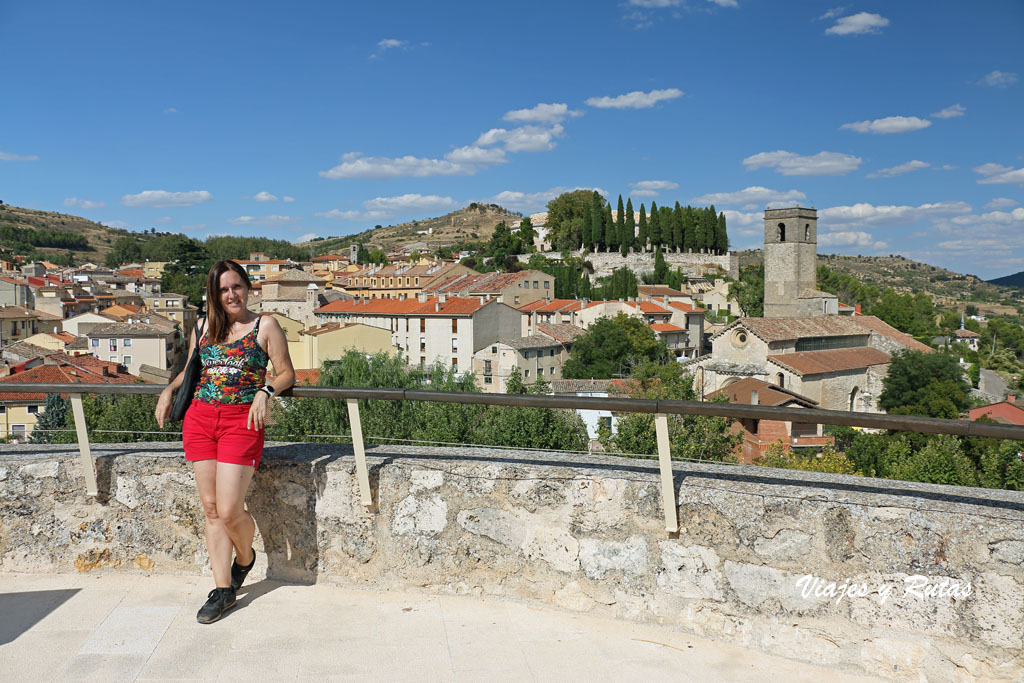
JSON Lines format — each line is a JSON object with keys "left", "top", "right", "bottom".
{"left": 536, "top": 323, "right": 584, "bottom": 343}
{"left": 713, "top": 317, "right": 872, "bottom": 343}
{"left": 849, "top": 315, "right": 934, "bottom": 353}
{"left": 954, "top": 328, "right": 981, "bottom": 338}
{"left": 767, "top": 347, "right": 891, "bottom": 376}
{"left": 625, "top": 301, "right": 672, "bottom": 315}
{"left": 649, "top": 323, "right": 685, "bottom": 332}
{"left": 316, "top": 296, "right": 488, "bottom": 316}
{"left": 706, "top": 377, "right": 818, "bottom": 407}
{"left": 0, "top": 354, "right": 143, "bottom": 401}
{"left": 666, "top": 301, "right": 706, "bottom": 313}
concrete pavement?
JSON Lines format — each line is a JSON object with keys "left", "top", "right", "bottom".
{"left": 0, "top": 572, "right": 882, "bottom": 682}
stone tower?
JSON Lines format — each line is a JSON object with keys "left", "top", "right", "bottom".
{"left": 763, "top": 207, "right": 822, "bottom": 318}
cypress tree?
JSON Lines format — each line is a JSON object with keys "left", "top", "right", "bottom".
{"left": 615, "top": 195, "right": 626, "bottom": 251}
{"left": 694, "top": 208, "right": 707, "bottom": 250}
{"left": 590, "top": 192, "right": 604, "bottom": 252}
{"left": 654, "top": 246, "right": 668, "bottom": 284}
{"left": 706, "top": 205, "right": 718, "bottom": 251}
{"left": 603, "top": 203, "right": 615, "bottom": 252}
{"left": 648, "top": 201, "right": 661, "bottom": 246}
{"left": 672, "top": 202, "right": 684, "bottom": 252}
{"left": 637, "top": 203, "right": 648, "bottom": 251}
{"left": 624, "top": 198, "right": 635, "bottom": 251}
{"left": 682, "top": 206, "right": 696, "bottom": 252}
{"left": 716, "top": 212, "right": 728, "bottom": 254}
{"left": 30, "top": 393, "right": 69, "bottom": 444}
{"left": 581, "top": 199, "right": 593, "bottom": 250}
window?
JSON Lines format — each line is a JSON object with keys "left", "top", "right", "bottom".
{"left": 777, "top": 223, "right": 786, "bottom": 242}
{"left": 420, "top": 319, "right": 426, "bottom": 333}
{"left": 91, "top": 338, "right": 100, "bottom": 348}
{"left": 0, "top": 406, "right": 5, "bottom": 413}
{"left": 405, "top": 319, "right": 409, "bottom": 332}
{"left": 524, "top": 350, "right": 532, "bottom": 359}
{"left": 420, "top": 337, "right": 426, "bottom": 352}
{"left": 452, "top": 319, "right": 458, "bottom": 333}
{"left": 549, "top": 366, "right": 555, "bottom": 375}
{"left": 420, "top": 356, "right": 426, "bottom": 368}
{"left": 533, "top": 280, "right": 539, "bottom": 289}
{"left": 544, "top": 281, "right": 550, "bottom": 289}
{"left": 550, "top": 349, "right": 556, "bottom": 357}
{"left": 27, "top": 405, "right": 39, "bottom": 414}
{"left": 491, "top": 346, "right": 497, "bottom": 353}
{"left": 123, "top": 355, "right": 132, "bottom": 366}
{"left": 795, "top": 336, "right": 862, "bottom": 352}
{"left": 514, "top": 296, "right": 520, "bottom": 305}
{"left": 109, "top": 356, "right": 117, "bottom": 362}
{"left": 451, "top": 358, "right": 458, "bottom": 370}
{"left": 484, "top": 360, "right": 492, "bottom": 374}
{"left": 451, "top": 338, "right": 458, "bottom": 351}
{"left": 804, "top": 224, "right": 810, "bottom": 240}
{"left": 484, "top": 377, "right": 492, "bottom": 385}
{"left": 524, "top": 369, "right": 530, "bottom": 378}
{"left": 11, "top": 424, "right": 26, "bottom": 436}
{"left": 123, "top": 338, "right": 132, "bottom": 347}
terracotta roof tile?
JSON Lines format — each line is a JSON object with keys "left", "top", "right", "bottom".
{"left": 536, "top": 323, "right": 584, "bottom": 343}
{"left": 666, "top": 301, "right": 706, "bottom": 313}
{"left": 649, "top": 323, "right": 685, "bottom": 332}
{"left": 767, "top": 347, "right": 891, "bottom": 376}
{"left": 713, "top": 316, "right": 872, "bottom": 344}
{"left": 706, "top": 377, "right": 818, "bottom": 407}
{"left": 849, "top": 315, "right": 934, "bottom": 353}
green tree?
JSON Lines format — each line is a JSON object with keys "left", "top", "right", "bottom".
{"left": 715, "top": 212, "right": 728, "bottom": 254}
{"left": 518, "top": 216, "right": 537, "bottom": 252}
{"left": 546, "top": 189, "right": 594, "bottom": 241}
{"left": 755, "top": 442, "right": 860, "bottom": 475}
{"left": 878, "top": 350, "right": 971, "bottom": 418}
{"left": 30, "top": 393, "right": 69, "bottom": 443}
{"left": 603, "top": 203, "right": 615, "bottom": 252}
{"left": 53, "top": 393, "right": 179, "bottom": 444}
{"left": 979, "top": 440, "right": 1024, "bottom": 490}
{"left": 615, "top": 195, "right": 626, "bottom": 249}
{"left": 105, "top": 236, "right": 143, "bottom": 268}
{"left": 728, "top": 264, "right": 764, "bottom": 317}
{"left": 563, "top": 314, "right": 671, "bottom": 379}
{"left": 590, "top": 192, "right": 605, "bottom": 252}
{"left": 624, "top": 198, "right": 635, "bottom": 251}
{"left": 637, "top": 203, "right": 648, "bottom": 251}
{"left": 648, "top": 201, "right": 661, "bottom": 246}
{"left": 890, "top": 435, "right": 979, "bottom": 487}
{"left": 671, "top": 203, "right": 683, "bottom": 251}
{"left": 356, "top": 243, "right": 371, "bottom": 265}
{"left": 654, "top": 247, "right": 668, "bottom": 284}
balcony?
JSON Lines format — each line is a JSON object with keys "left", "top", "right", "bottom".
{"left": 1, "top": 383, "right": 1023, "bottom": 680}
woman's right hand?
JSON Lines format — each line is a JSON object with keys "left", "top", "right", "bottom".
{"left": 155, "top": 388, "right": 173, "bottom": 429}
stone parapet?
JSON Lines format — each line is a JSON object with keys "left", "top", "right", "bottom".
{"left": 2, "top": 443, "right": 1022, "bottom": 681}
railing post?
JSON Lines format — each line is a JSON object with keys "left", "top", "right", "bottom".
{"left": 346, "top": 398, "right": 373, "bottom": 509}
{"left": 655, "top": 413, "right": 679, "bottom": 533}
{"left": 69, "top": 394, "right": 99, "bottom": 498}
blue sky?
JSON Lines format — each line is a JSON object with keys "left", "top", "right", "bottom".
{"left": 2, "top": 0, "right": 1022, "bottom": 278}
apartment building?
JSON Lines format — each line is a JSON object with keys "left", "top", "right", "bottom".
{"left": 337, "top": 261, "right": 475, "bottom": 301}
{"left": 236, "top": 252, "right": 294, "bottom": 282}
{"left": 85, "top": 322, "right": 179, "bottom": 376}
{"left": 314, "top": 295, "right": 520, "bottom": 373}
{"left": 290, "top": 322, "right": 394, "bottom": 370}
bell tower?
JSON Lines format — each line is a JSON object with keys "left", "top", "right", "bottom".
{"left": 763, "top": 207, "right": 818, "bottom": 318}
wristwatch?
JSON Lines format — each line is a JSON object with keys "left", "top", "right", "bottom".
{"left": 258, "top": 385, "right": 276, "bottom": 399}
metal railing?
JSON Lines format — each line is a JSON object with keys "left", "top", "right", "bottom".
{"left": 3, "top": 381, "right": 1024, "bottom": 536}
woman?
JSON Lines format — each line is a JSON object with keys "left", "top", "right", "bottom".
{"left": 156, "top": 260, "right": 295, "bottom": 624}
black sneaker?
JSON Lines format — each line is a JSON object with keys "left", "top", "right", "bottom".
{"left": 196, "top": 587, "right": 236, "bottom": 624}
{"left": 231, "top": 549, "right": 256, "bottom": 591}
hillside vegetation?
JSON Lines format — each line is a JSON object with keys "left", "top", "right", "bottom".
{"left": 0, "top": 202, "right": 130, "bottom": 263}
{"left": 298, "top": 203, "right": 522, "bottom": 254}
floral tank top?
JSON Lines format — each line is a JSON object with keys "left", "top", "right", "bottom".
{"left": 193, "top": 315, "right": 270, "bottom": 404}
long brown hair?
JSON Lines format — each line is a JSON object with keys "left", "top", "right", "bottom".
{"left": 204, "top": 260, "right": 252, "bottom": 343}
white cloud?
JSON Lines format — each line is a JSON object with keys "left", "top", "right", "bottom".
{"left": 825, "top": 12, "right": 889, "bottom": 35}
{"left": 818, "top": 7, "right": 847, "bottom": 20}
{"left": 628, "top": 0, "right": 682, "bottom": 6}
{"left": 707, "top": 0, "right": 737, "bottom": 6}
{"left": 585, "top": 88, "right": 683, "bottom": 109}
{"left": 484, "top": 186, "right": 607, "bottom": 214}
{"left": 690, "top": 185, "right": 806, "bottom": 207}
{"left": 925, "top": 208, "right": 1024, "bottom": 276}
{"left": 315, "top": 209, "right": 390, "bottom": 222}
{"left": 932, "top": 104, "right": 966, "bottom": 119}
{"left": 743, "top": 150, "right": 862, "bottom": 176}
{"left": 163, "top": 107, "right": 177, "bottom": 114}
{"left": 63, "top": 197, "right": 106, "bottom": 210}
{"left": 101, "top": 220, "right": 131, "bottom": 230}
{"left": 153, "top": 216, "right": 173, "bottom": 223}
{"left": 503, "top": 103, "right": 581, "bottom": 125}
{"left": 0, "top": 150, "right": 39, "bottom": 161}
{"left": 840, "top": 116, "right": 931, "bottom": 134}
{"left": 362, "top": 194, "right": 457, "bottom": 213}
{"left": 974, "top": 163, "right": 1024, "bottom": 187}
{"left": 378, "top": 39, "right": 405, "bottom": 49}
{"left": 819, "top": 201, "right": 972, "bottom": 228}
{"left": 977, "top": 70, "right": 1019, "bottom": 87}
{"left": 818, "top": 231, "right": 887, "bottom": 249}
{"left": 227, "top": 215, "right": 298, "bottom": 226}
{"left": 867, "top": 160, "right": 930, "bottom": 178}
{"left": 120, "top": 190, "right": 213, "bottom": 208}
{"left": 984, "top": 198, "right": 1020, "bottom": 211}
{"left": 319, "top": 152, "right": 472, "bottom": 179}
{"left": 283, "top": 196, "right": 296, "bottom": 202}
{"left": 445, "top": 145, "right": 508, "bottom": 165}
{"left": 474, "top": 124, "right": 564, "bottom": 152}
{"left": 628, "top": 180, "right": 679, "bottom": 197}
{"left": 295, "top": 233, "right": 319, "bottom": 243}
{"left": 253, "top": 191, "right": 278, "bottom": 202}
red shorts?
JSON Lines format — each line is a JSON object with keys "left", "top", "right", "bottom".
{"left": 183, "top": 400, "right": 264, "bottom": 469}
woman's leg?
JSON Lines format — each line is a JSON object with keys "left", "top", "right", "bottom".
{"left": 193, "top": 459, "right": 234, "bottom": 588}
{"left": 215, "top": 462, "right": 256, "bottom": 567}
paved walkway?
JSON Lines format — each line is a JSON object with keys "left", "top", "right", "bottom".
{"left": 0, "top": 573, "right": 881, "bottom": 682}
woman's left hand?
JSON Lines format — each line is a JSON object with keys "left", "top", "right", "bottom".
{"left": 248, "top": 392, "right": 269, "bottom": 431}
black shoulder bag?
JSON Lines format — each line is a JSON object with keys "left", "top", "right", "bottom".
{"left": 170, "top": 319, "right": 205, "bottom": 422}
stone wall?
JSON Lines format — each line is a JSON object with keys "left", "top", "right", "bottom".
{"left": 2, "top": 443, "right": 1022, "bottom": 681}
{"left": 519, "top": 250, "right": 739, "bottom": 280}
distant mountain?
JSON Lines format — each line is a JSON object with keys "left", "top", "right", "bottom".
{"left": 988, "top": 271, "right": 1024, "bottom": 290}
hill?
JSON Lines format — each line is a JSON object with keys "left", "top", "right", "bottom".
{"left": 737, "top": 249, "right": 1024, "bottom": 311}
{"left": 298, "top": 203, "right": 522, "bottom": 254}
{"left": 0, "top": 202, "right": 133, "bottom": 263}
{"left": 988, "top": 270, "right": 1024, "bottom": 290}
